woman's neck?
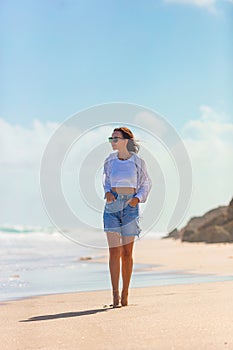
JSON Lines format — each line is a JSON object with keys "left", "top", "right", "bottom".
{"left": 117, "top": 151, "right": 131, "bottom": 160}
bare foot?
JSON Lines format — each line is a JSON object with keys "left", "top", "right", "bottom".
{"left": 112, "top": 290, "right": 121, "bottom": 308}
{"left": 121, "top": 290, "right": 128, "bottom": 306}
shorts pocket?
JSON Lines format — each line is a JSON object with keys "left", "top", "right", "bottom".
{"left": 105, "top": 200, "right": 118, "bottom": 213}
{"left": 127, "top": 203, "right": 138, "bottom": 208}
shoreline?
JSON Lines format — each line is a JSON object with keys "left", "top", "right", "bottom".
{"left": 2, "top": 238, "right": 233, "bottom": 303}
{"left": 2, "top": 273, "right": 233, "bottom": 305}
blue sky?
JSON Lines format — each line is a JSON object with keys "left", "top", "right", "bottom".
{"left": 1, "top": 0, "right": 232, "bottom": 129}
{"left": 0, "top": 0, "right": 233, "bottom": 228}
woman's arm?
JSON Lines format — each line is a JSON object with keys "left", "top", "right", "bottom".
{"left": 102, "top": 157, "right": 112, "bottom": 199}
{"left": 135, "top": 158, "right": 152, "bottom": 203}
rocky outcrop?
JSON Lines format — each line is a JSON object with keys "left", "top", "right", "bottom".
{"left": 164, "top": 198, "right": 233, "bottom": 243}
{"left": 182, "top": 225, "right": 232, "bottom": 243}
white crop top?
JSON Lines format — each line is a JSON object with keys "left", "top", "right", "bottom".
{"left": 110, "top": 157, "right": 137, "bottom": 188}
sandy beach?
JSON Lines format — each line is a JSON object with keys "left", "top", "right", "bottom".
{"left": 1, "top": 238, "right": 233, "bottom": 350}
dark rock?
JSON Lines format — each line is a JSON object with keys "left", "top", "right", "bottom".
{"left": 227, "top": 198, "right": 233, "bottom": 221}
{"left": 79, "top": 256, "right": 92, "bottom": 261}
{"left": 223, "top": 220, "right": 233, "bottom": 237}
{"left": 170, "top": 197, "right": 233, "bottom": 243}
{"left": 190, "top": 226, "right": 232, "bottom": 244}
{"left": 182, "top": 230, "right": 196, "bottom": 242}
{"left": 198, "top": 213, "right": 228, "bottom": 230}
{"left": 163, "top": 228, "right": 180, "bottom": 239}
{"left": 180, "top": 206, "right": 228, "bottom": 238}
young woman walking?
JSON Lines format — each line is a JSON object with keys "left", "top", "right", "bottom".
{"left": 103, "top": 127, "right": 152, "bottom": 307}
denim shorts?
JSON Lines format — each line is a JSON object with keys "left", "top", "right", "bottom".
{"left": 103, "top": 190, "right": 141, "bottom": 237}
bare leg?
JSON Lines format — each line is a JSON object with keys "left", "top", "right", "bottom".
{"left": 106, "top": 232, "right": 121, "bottom": 307}
{"left": 121, "top": 236, "right": 135, "bottom": 306}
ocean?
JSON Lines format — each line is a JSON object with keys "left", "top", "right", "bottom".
{"left": 1, "top": 225, "right": 232, "bottom": 302}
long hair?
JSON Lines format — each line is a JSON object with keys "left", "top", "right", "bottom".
{"left": 113, "top": 127, "right": 140, "bottom": 154}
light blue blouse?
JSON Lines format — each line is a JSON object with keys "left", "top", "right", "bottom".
{"left": 102, "top": 152, "right": 152, "bottom": 203}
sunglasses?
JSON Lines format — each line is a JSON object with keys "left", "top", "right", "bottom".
{"left": 108, "top": 137, "right": 125, "bottom": 143}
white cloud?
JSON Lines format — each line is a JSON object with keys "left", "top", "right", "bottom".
{"left": 181, "top": 106, "right": 233, "bottom": 224}
{"left": 0, "top": 110, "right": 232, "bottom": 229}
{"left": 0, "top": 119, "right": 60, "bottom": 225}
{"left": 0, "top": 119, "right": 59, "bottom": 166}
{"left": 0, "top": 119, "right": 112, "bottom": 226}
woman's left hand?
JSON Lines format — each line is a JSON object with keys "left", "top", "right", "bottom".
{"left": 126, "top": 197, "right": 140, "bottom": 207}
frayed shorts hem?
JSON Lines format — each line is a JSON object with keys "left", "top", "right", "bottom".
{"left": 104, "top": 229, "right": 140, "bottom": 237}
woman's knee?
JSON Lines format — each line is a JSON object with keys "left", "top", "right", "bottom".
{"left": 121, "top": 239, "right": 134, "bottom": 259}
{"left": 121, "top": 247, "right": 133, "bottom": 260}
{"left": 109, "top": 246, "right": 121, "bottom": 259}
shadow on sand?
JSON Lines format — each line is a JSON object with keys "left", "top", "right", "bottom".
{"left": 19, "top": 307, "right": 112, "bottom": 322}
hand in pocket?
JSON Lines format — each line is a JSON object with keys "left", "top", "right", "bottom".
{"left": 126, "top": 197, "right": 139, "bottom": 207}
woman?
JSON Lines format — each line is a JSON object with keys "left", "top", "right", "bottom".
{"left": 103, "top": 127, "right": 152, "bottom": 307}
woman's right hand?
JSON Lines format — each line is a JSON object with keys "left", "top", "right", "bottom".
{"left": 105, "top": 192, "right": 116, "bottom": 203}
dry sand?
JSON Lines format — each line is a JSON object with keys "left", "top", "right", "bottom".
{"left": 1, "top": 238, "right": 233, "bottom": 350}
{"left": 133, "top": 238, "right": 233, "bottom": 276}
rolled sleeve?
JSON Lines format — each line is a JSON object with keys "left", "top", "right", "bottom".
{"left": 135, "top": 158, "right": 152, "bottom": 203}
{"left": 102, "top": 158, "right": 111, "bottom": 198}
